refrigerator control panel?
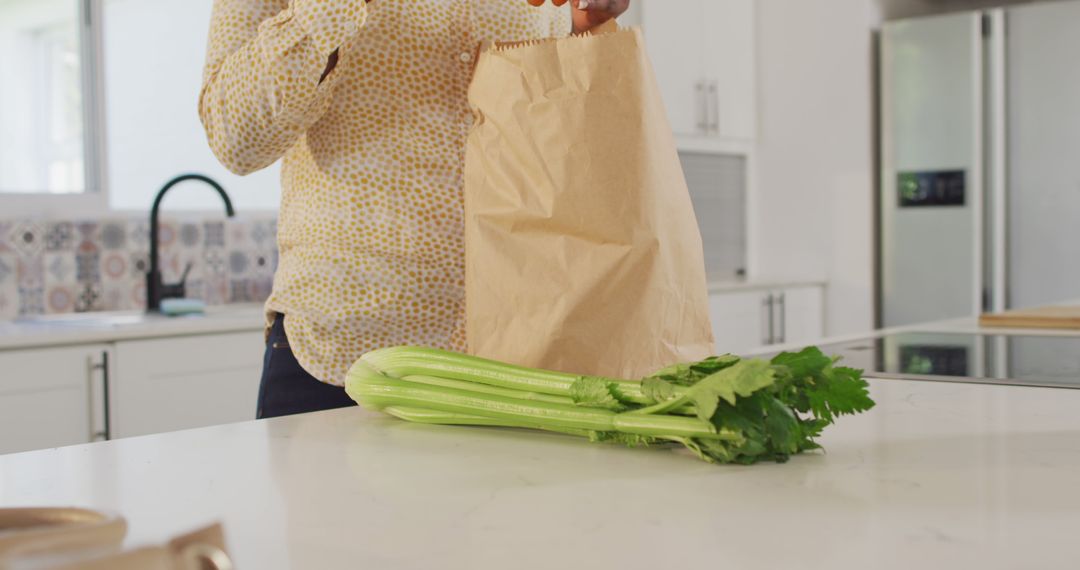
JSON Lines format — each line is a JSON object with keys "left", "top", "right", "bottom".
{"left": 898, "top": 170, "right": 966, "bottom": 207}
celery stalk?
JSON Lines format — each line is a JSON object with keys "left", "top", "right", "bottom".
{"left": 346, "top": 345, "right": 875, "bottom": 464}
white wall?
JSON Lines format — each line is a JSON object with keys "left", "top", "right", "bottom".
{"left": 103, "top": 0, "right": 281, "bottom": 212}
{"left": 754, "top": 0, "right": 880, "bottom": 335}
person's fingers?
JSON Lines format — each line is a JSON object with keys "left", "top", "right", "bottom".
{"left": 574, "top": 0, "right": 613, "bottom": 11}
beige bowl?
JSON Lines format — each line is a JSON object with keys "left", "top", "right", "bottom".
{"left": 0, "top": 508, "right": 126, "bottom": 561}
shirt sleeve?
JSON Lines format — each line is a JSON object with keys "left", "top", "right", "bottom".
{"left": 198, "top": 0, "right": 368, "bottom": 175}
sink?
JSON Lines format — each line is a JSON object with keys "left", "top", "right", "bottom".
{"left": 13, "top": 311, "right": 196, "bottom": 329}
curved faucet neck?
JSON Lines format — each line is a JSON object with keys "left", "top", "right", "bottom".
{"left": 147, "top": 174, "right": 235, "bottom": 311}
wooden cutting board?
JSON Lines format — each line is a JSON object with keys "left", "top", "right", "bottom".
{"left": 979, "top": 305, "right": 1080, "bottom": 329}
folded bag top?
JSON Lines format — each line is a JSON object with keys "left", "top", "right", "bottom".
{"left": 464, "top": 23, "right": 715, "bottom": 379}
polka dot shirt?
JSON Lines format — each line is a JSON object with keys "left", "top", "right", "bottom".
{"left": 200, "top": 0, "right": 571, "bottom": 385}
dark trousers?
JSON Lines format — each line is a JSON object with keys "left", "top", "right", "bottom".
{"left": 256, "top": 314, "right": 357, "bottom": 419}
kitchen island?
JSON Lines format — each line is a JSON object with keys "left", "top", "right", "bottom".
{"left": 2, "top": 363, "right": 1079, "bottom": 568}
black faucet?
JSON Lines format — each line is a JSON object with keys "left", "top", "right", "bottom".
{"left": 146, "top": 173, "right": 235, "bottom": 312}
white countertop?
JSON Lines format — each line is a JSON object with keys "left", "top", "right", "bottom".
{"left": 0, "top": 304, "right": 266, "bottom": 350}
{"left": 707, "top": 277, "right": 826, "bottom": 293}
{"left": 2, "top": 376, "right": 1078, "bottom": 569}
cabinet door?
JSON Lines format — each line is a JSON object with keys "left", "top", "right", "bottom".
{"left": 708, "top": 291, "right": 769, "bottom": 355}
{"left": 0, "top": 345, "right": 109, "bottom": 454}
{"left": 775, "top": 286, "right": 825, "bottom": 346}
{"left": 643, "top": 0, "right": 706, "bottom": 137}
{"left": 112, "top": 332, "right": 264, "bottom": 438}
{"left": 702, "top": 0, "right": 757, "bottom": 140}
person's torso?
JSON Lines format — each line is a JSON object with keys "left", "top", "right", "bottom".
{"left": 269, "top": 0, "right": 569, "bottom": 385}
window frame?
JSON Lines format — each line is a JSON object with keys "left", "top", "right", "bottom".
{"left": 0, "top": 0, "right": 108, "bottom": 217}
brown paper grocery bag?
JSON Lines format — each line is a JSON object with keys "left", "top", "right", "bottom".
{"left": 464, "top": 25, "right": 715, "bottom": 379}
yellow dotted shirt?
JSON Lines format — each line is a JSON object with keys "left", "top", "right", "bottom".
{"left": 200, "top": 0, "right": 571, "bottom": 385}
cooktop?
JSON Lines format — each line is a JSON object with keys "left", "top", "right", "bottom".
{"left": 769, "top": 331, "right": 1080, "bottom": 389}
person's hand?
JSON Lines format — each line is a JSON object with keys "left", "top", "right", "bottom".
{"left": 527, "top": 0, "right": 631, "bottom": 34}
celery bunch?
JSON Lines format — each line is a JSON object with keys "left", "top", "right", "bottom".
{"left": 345, "top": 346, "right": 874, "bottom": 464}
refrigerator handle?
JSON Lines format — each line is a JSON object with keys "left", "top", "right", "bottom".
{"left": 695, "top": 80, "right": 708, "bottom": 133}
{"left": 707, "top": 80, "right": 720, "bottom": 134}
{"left": 762, "top": 293, "right": 775, "bottom": 346}
{"left": 776, "top": 292, "right": 786, "bottom": 345}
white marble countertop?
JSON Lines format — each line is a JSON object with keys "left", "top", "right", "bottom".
{"left": 2, "top": 376, "right": 1078, "bottom": 569}
{"left": 0, "top": 304, "right": 266, "bottom": 350}
{"left": 707, "top": 277, "right": 826, "bottom": 293}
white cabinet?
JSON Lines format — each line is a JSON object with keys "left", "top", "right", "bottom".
{"left": 111, "top": 332, "right": 264, "bottom": 438}
{"left": 709, "top": 290, "right": 769, "bottom": 355}
{"left": 709, "top": 284, "right": 825, "bottom": 355}
{"left": 778, "top": 286, "right": 826, "bottom": 348}
{"left": 0, "top": 345, "right": 110, "bottom": 454}
{"left": 642, "top": 0, "right": 757, "bottom": 146}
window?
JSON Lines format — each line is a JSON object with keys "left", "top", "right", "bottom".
{"left": 0, "top": 0, "right": 103, "bottom": 203}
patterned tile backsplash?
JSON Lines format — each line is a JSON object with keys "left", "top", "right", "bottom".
{"left": 0, "top": 215, "right": 277, "bottom": 321}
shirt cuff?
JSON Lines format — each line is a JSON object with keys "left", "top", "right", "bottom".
{"left": 292, "top": 0, "right": 369, "bottom": 57}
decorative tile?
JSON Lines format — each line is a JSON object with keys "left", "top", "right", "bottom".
{"left": 9, "top": 221, "right": 44, "bottom": 258}
{"left": 0, "top": 215, "right": 279, "bottom": 319}
{"left": 73, "top": 283, "right": 103, "bottom": 313}
{"left": 203, "top": 277, "right": 228, "bottom": 305}
{"left": 229, "top": 279, "right": 253, "bottom": 303}
{"left": 0, "top": 290, "right": 16, "bottom": 320}
{"left": 179, "top": 223, "right": 201, "bottom": 248}
{"left": 251, "top": 250, "right": 274, "bottom": 278}
{"left": 184, "top": 278, "right": 204, "bottom": 302}
{"left": 0, "top": 222, "right": 13, "bottom": 253}
{"left": 0, "top": 264, "right": 16, "bottom": 320}
{"left": 102, "top": 284, "right": 130, "bottom": 311}
{"left": 130, "top": 281, "right": 147, "bottom": 309}
{"left": 100, "top": 251, "right": 129, "bottom": 282}
{"left": 175, "top": 250, "right": 203, "bottom": 283}
{"left": 101, "top": 221, "right": 127, "bottom": 250}
{"left": 203, "top": 248, "right": 226, "bottom": 276}
{"left": 157, "top": 221, "right": 178, "bottom": 250}
{"left": 226, "top": 221, "right": 248, "bottom": 250}
{"left": 204, "top": 221, "right": 225, "bottom": 248}
{"left": 0, "top": 253, "right": 13, "bottom": 284}
{"left": 251, "top": 277, "right": 273, "bottom": 301}
{"left": 130, "top": 251, "right": 150, "bottom": 278}
{"left": 76, "top": 222, "right": 100, "bottom": 245}
{"left": 18, "top": 286, "right": 45, "bottom": 316}
{"left": 44, "top": 222, "right": 75, "bottom": 252}
{"left": 228, "top": 250, "right": 251, "bottom": 277}
{"left": 160, "top": 252, "right": 183, "bottom": 283}
{"left": 128, "top": 220, "right": 150, "bottom": 249}
{"left": 46, "top": 286, "right": 75, "bottom": 314}
{"left": 16, "top": 256, "right": 44, "bottom": 288}
{"left": 45, "top": 252, "right": 75, "bottom": 284}
{"left": 76, "top": 251, "right": 101, "bottom": 284}
{"left": 250, "top": 221, "right": 272, "bottom": 246}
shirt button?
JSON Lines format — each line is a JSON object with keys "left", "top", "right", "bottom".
{"left": 345, "top": 21, "right": 359, "bottom": 35}
{"left": 459, "top": 51, "right": 474, "bottom": 63}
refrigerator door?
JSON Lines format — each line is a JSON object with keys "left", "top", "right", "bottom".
{"left": 1006, "top": 1, "right": 1080, "bottom": 309}
{"left": 880, "top": 13, "right": 985, "bottom": 327}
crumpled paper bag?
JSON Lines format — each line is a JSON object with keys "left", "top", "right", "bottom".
{"left": 464, "top": 23, "right": 715, "bottom": 379}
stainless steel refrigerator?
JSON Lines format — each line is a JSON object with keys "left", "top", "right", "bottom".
{"left": 879, "top": 0, "right": 1080, "bottom": 327}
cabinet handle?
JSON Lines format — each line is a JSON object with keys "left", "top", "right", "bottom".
{"left": 776, "top": 293, "right": 786, "bottom": 344}
{"left": 707, "top": 81, "right": 720, "bottom": 134}
{"left": 695, "top": 80, "right": 708, "bottom": 133}
{"left": 90, "top": 352, "right": 111, "bottom": 441}
{"left": 762, "top": 294, "right": 774, "bottom": 345}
